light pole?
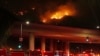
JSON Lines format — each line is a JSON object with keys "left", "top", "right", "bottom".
{"left": 18, "top": 21, "right": 30, "bottom": 49}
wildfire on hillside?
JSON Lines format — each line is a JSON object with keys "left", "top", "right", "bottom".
{"left": 40, "top": 3, "right": 77, "bottom": 23}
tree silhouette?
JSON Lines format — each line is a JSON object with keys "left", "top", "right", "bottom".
{"left": 0, "top": 7, "right": 19, "bottom": 47}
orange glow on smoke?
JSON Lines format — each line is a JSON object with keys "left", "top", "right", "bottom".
{"left": 42, "top": 19, "right": 47, "bottom": 23}
{"left": 40, "top": 3, "right": 77, "bottom": 23}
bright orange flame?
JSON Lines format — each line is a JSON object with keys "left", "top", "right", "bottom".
{"left": 51, "top": 11, "right": 69, "bottom": 20}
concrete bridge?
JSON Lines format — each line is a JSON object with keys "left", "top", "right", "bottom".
{"left": 10, "top": 22, "right": 100, "bottom": 56}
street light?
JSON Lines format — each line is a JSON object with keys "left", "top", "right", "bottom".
{"left": 86, "top": 37, "right": 89, "bottom": 42}
{"left": 26, "top": 21, "right": 30, "bottom": 25}
{"left": 18, "top": 21, "right": 30, "bottom": 49}
{"left": 96, "top": 25, "right": 100, "bottom": 29}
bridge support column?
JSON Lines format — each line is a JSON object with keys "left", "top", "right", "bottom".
{"left": 65, "top": 42, "right": 70, "bottom": 56}
{"left": 29, "top": 33, "right": 35, "bottom": 51}
{"left": 50, "top": 40, "right": 53, "bottom": 51}
{"left": 41, "top": 38, "right": 45, "bottom": 56}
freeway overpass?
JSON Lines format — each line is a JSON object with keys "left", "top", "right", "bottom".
{"left": 10, "top": 22, "right": 100, "bottom": 43}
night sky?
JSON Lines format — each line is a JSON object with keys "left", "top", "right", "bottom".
{"left": 0, "top": 0, "right": 100, "bottom": 29}
{"left": 0, "top": 0, "right": 100, "bottom": 49}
